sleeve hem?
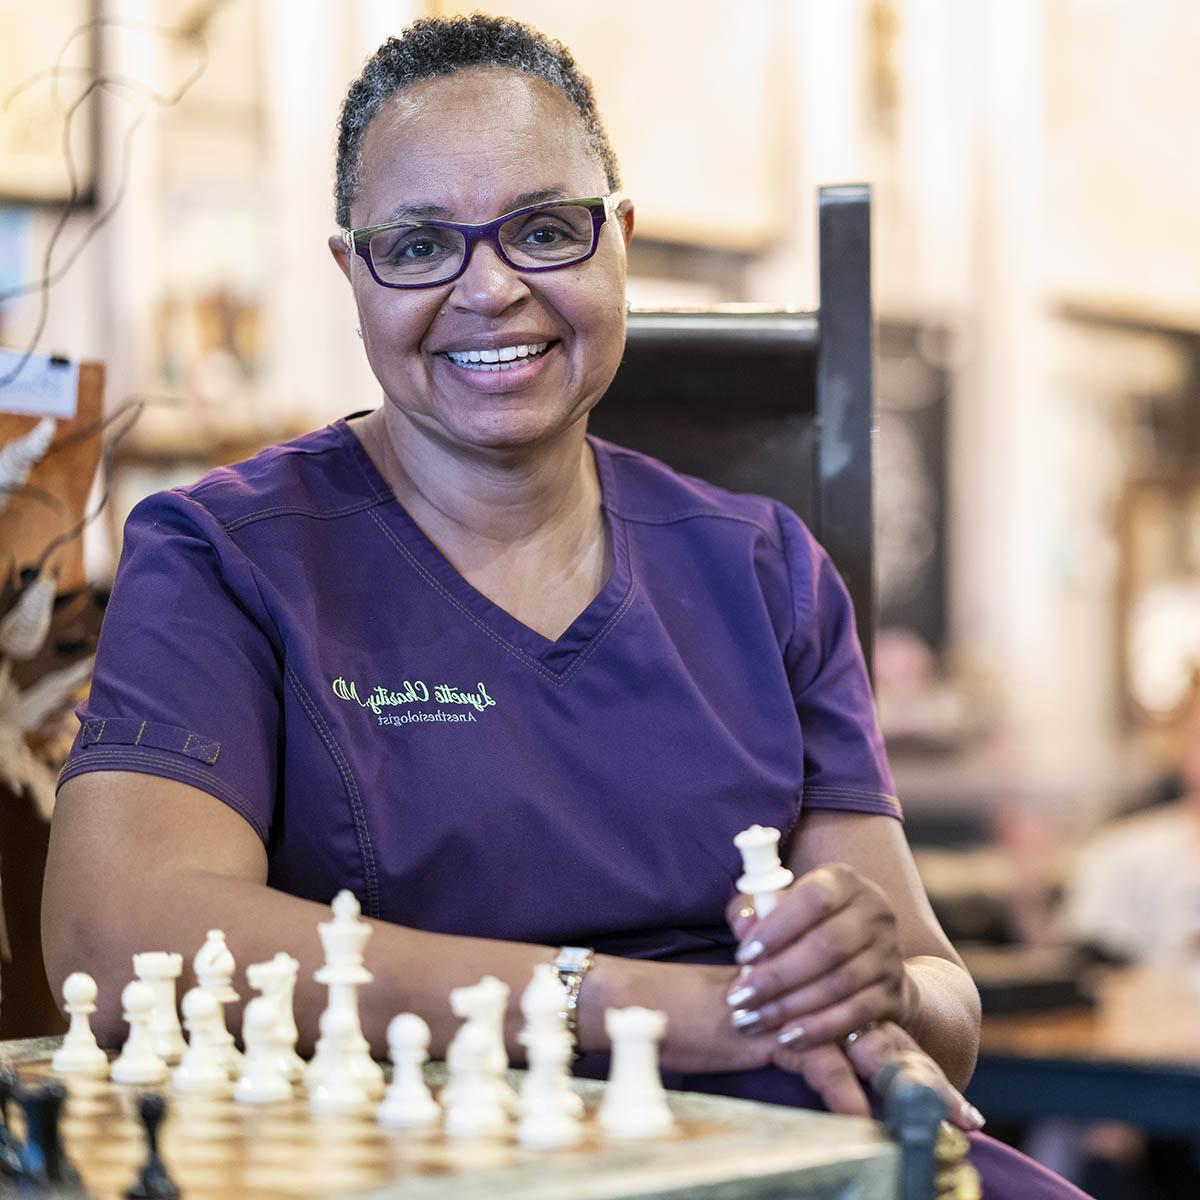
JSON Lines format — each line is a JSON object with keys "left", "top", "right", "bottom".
{"left": 802, "top": 786, "right": 903, "bottom": 821}
{"left": 57, "top": 750, "right": 270, "bottom": 844}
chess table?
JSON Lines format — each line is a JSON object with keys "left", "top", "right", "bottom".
{"left": 0, "top": 1035, "right": 960, "bottom": 1200}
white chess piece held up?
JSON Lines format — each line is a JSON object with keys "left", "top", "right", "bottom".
{"left": 598, "top": 1006, "right": 674, "bottom": 1139}
{"left": 51, "top": 973, "right": 108, "bottom": 1078}
{"left": 733, "top": 824, "right": 794, "bottom": 919}
{"left": 376, "top": 1014, "right": 439, "bottom": 1129}
{"left": 173, "top": 987, "right": 232, "bottom": 1097}
{"left": 111, "top": 980, "right": 169, "bottom": 1086}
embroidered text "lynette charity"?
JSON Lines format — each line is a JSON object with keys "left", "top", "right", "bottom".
{"left": 331, "top": 676, "right": 496, "bottom": 717}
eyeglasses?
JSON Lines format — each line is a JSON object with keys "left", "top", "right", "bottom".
{"left": 340, "top": 193, "right": 624, "bottom": 290}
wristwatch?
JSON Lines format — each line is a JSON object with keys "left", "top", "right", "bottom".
{"left": 553, "top": 945, "right": 595, "bottom": 1056}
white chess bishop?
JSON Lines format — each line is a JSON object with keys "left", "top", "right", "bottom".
{"left": 193, "top": 929, "right": 242, "bottom": 1077}
{"left": 733, "top": 824, "right": 794, "bottom": 918}
{"left": 173, "top": 987, "right": 232, "bottom": 1097}
{"left": 132, "top": 951, "right": 187, "bottom": 1064}
{"left": 377, "top": 1013, "right": 440, "bottom": 1129}
{"left": 598, "top": 1007, "right": 674, "bottom": 1139}
{"left": 111, "top": 980, "right": 169, "bottom": 1086}
{"left": 51, "top": 972, "right": 108, "bottom": 1078}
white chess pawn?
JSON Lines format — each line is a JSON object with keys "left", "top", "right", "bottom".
{"left": 111, "top": 980, "right": 169, "bottom": 1086}
{"left": 132, "top": 951, "right": 187, "bottom": 1064}
{"left": 377, "top": 1014, "right": 439, "bottom": 1129}
{"left": 246, "top": 954, "right": 305, "bottom": 1082}
{"left": 234, "top": 996, "right": 293, "bottom": 1105}
{"left": 444, "top": 1021, "right": 509, "bottom": 1139}
{"left": 310, "top": 891, "right": 384, "bottom": 1099}
{"left": 193, "top": 929, "right": 243, "bottom": 1077}
{"left": 518, "top": 963, "right": 583, "bottom": 1121}
{"left": 308, "top": 1008, "right": 371, "bottom": 1117}
{"left": 598, "top": 1007, "right": 674, "bottom": 1139}
{"left": 733, "top": 824, "right": 794, "bottom": 919}
{"left": 173, "top": 987, "right": 233, "bottom": 1097}
{"left": 51, "top": 972, "right": 108, "bottom": 1078}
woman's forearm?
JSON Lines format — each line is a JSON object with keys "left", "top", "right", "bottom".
{"left": 900, "top": 955, "right": 981, "bottom": 1089}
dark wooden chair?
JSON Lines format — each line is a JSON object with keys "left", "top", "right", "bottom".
{"left": 590, "top": 184, "right": 876, "bottom": 672}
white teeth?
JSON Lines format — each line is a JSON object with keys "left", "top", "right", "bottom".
{"left": 445, "top": 342, "right": 550, "bottom": 369}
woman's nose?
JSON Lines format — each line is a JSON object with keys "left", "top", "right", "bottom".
{"left": 448, "top": 239, "right": 530, "bottom": 316}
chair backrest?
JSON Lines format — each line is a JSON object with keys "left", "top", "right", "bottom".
{"left": 589, "top": 184, "right": 876, "bottom": 673}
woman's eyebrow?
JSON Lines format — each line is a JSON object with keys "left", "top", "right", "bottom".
{"left": 383, "top": 188, "right": 572, "bottom": 224}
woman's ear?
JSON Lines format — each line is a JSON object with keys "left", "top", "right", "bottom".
{"left": 329, "top": 235, "right": 352, "bottom": 281}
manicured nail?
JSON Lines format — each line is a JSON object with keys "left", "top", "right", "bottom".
{"left": 726, "top": 985, "right": 757, "bottom": 1008}
{"left": 731, "top": 1008, "right": 762, "bottom": 1030}
{"left": 961, "top": 1101, "right": 985, "bottom": 1129}
{"left": 777, "top": 1026, "right": 806, "bottom": 1046}
{"left": 736, "top": 939, "right": 765, "bottom": 965}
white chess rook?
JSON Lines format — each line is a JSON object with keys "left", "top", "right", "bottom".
{"left": 111, "top": 980, "right": 169, "bottom": 1086}
{"left": 598, "top": 1007, "right": 674, "bottom": 1139}
{"left": 132, "top": 951, "right": 187, "bottom": 1064}
{"left": 733, "top": 824, "right": 794, "bottom": 919}
{"left": 51, "top": 973, "right": 108, "bottom": 1078}
{"left": 193, "top": 929, "right": 243, "bottom": 1077}
{"left": 173, "top": 987, "right": 232, "bottom": 1097}
{"left": 234, "top": 996, "right": 293, "bottom": 1105}
{"left": 376, "top": 1013, "right": 439, "bottom": 1128}
{"left": 309, "top": 890, "right": 384, "bottom": 1099}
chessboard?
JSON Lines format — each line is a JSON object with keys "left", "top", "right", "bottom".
{"left": 1, "top": 1036, "right": 901, "bottom": 1200}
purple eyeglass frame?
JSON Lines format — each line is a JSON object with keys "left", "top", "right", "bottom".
{"left": 340, "top": 193, "right": 624, "bottom": 290}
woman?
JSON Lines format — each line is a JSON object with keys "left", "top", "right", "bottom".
{"left": 44, "top": 15, "right": 1085, "bottom": 1197}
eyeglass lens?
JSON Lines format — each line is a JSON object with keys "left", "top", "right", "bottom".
{"left": 366, "top": 203, "right": 597, "bottom": 285}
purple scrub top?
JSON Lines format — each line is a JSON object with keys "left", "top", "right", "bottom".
{"left": 59, "top": 418, "right": 1089, "bottom": 1199}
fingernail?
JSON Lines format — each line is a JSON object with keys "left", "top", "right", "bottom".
{"left": 731, "top": 1008, "right": 762, "bottom": 1030}
{"left": 736, "top": 904, "right": 755, "bottom": 923}
{"left": 961, "top": 1101, "right": 985, "bottom": 1129}
{"left": 777, "top": 1026, "right": 806, "bottom": 1046}
{"left": 735, "top": 939, "right": 765, "bottom": 966}
{"left": 726, "top": 985, "right": 757, "bottom": 1008}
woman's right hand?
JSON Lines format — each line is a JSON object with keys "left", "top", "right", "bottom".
{"left": 771, "top": 1020, "right": 985, "bottom": 1132}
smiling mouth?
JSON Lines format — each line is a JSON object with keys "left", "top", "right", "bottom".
{"left": 440, "top": 341, "right": 556, "bottom": 372}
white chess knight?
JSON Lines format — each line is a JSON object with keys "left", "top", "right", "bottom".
{"left": 246, "top": 953, "right": 305, "bottom": 1081}
{"left": 516, "top": 964, "right": 582, "bottom": 1148}
{"left": 307, "top": 890, "right": 384, "bottom": 1099}
{"left": 193, "top": 929, "right": 243, "bottom": 1077}
{"left": 377, "top": 1014, "right": 439, "bottom": 1128}
{"left": 173, "top": 987, "right": 232, "bottom": 1097}
{"left": 733, "top": 824, "right": 794, "bottom": 919}
{"left": 308, "top": 1008, "right": 371, "bottom": 1117}
{"left": 234, "top": 995, "right": 293, "bottom": 1105}
{"left": 443, "top": 975, "right": 516, "bottom": 1113}
{"left": 111, "top": 980, "right": 169, "bottom": 1086}
{"left": 51, "top": 972, "right": 108, "bottom": 1078}
{"left": 443, "top": 1021, "right": 509, "bottom": 1139}
{"left": 598, "top": 1007, "right": 674, "bottom": 1139}
{"left": 132, "top": 951, "right": 187, "bottom": 1064}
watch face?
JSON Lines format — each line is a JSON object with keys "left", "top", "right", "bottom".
{"left": 557, "top": 947, "right": 592, "bottom": 972}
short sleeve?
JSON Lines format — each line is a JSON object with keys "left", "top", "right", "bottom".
{"left": 776, "top": 506, "right": 900, "bottom": 820}
{"left": 57, "top": 489, "right": 282, "bottom": 842}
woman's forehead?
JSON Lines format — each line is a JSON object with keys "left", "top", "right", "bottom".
{"left": 354, "top": 70, "right": 602, "bottom": 222}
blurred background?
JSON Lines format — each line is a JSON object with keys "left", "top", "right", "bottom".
{"left": 2, "top": 1, "right": 1200, "bottom": 1194}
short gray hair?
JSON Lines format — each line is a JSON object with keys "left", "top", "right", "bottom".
{"left": 334, "top": 14, "right": 621, "bottom": 228}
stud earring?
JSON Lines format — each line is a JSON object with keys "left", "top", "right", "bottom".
{"left": 624, "top": 298, "right": 632, "bottom": 314}
{"left": 355, "top": 326, "right": 363, "bottom": 339}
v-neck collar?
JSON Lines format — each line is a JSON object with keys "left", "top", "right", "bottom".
{"left": 335, "top": 417, "right": 634, "bottom": 676}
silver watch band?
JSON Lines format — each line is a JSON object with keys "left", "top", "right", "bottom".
{"left": 553, "top": 945, "right": 595, "bottom": 1056}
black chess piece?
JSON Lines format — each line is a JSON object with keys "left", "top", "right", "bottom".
{"left": 16, "top": 1080, "right": 82, "bottom": 1190}
{"left": 124, "top": 1093, "right": 180, "bottom": 1200}
{"left": 0, "top": 1068, "right": 25, "bottom": 1179}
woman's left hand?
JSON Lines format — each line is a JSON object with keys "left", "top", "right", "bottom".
{"left": 723, "top": 863, "right": 918, "bottom": 1049}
